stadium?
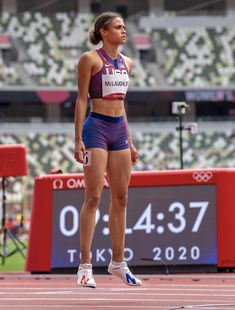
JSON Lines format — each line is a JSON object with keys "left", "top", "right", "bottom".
{"left": 1, "top": 0, "right": 235, "bottom": 309}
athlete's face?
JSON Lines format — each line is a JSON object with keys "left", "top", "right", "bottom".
{"left": 102, "top": 17, "right": 126, "bottom": 45}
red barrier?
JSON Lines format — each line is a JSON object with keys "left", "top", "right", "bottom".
{"left": 26, "top": 169, "right": 235, "bottom": 272}
{"left": 0, "top": 144, "right": 27, "bottom": 177}
{"left": 216, "top": 170, "right": 235, "bottom": 267}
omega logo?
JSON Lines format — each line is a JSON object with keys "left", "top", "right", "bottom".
{"left": 53, "top": 179, "right": 63, "bottom": 189}
{"left": 52, "top": 177, "right": 109, "bottom": 189}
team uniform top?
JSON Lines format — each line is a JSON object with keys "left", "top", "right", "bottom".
{"left": 89, "top": 48, "right": 130, "bottom": 100}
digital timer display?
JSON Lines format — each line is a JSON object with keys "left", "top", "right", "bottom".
{"left": 51, "top": 185, "right": 217, "bottom": 268}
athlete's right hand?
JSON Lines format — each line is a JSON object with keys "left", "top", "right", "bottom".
{"left": 74, "top": 140, "right": 86, "bottom": 164}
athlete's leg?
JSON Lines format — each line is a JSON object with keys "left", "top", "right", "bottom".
{"left": 106, "top": 149, "right": 132, "bottom": 262}
{"left": 106, "top": 149, "right": 142, "bottom": 286}
{"left": 80, "top": 148, "right": 108, "bottom": 264}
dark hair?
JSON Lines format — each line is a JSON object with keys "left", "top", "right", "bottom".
{"left": 89, "top": 11, "right": 121, "bottom": 45}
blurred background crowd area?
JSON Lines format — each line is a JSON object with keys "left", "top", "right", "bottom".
{"left": 1, "top": 0, "right": 235, "bottom": 90}
{"left": 1, "top": 0, "right": 235, "bottom": 229}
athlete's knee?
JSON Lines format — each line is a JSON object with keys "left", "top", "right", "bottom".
{"left": 85, "top": 193, "right": 101, "bottom": 211}
{"left": 113, "top": 192, "right": 128, "bottom": 208}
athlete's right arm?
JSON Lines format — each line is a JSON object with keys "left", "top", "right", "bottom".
{"left": 74, "top": 52, "right": 93, "bottom": 163}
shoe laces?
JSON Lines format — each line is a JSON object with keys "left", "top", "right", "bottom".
{"left": 79, "top": 266, "right": 93, "bottom": 277}
{"left": 116, "top": 262, "right": 134, "bottom": 276}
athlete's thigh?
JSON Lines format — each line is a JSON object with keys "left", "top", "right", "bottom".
{"left": 83, "top": 148, "right": 108, "bottom": 195}
{"left": 106, "top": 149, "right": 132, "bottom": 194}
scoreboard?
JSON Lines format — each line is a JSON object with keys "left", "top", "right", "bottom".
{"left": 26, "top": 169, "right": 235, "bottom": 272}
{"left": 51, "top": 185, "right": 216, "bottom": 268}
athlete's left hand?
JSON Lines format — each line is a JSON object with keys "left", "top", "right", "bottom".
{"left": 130, "top": 143, "right": 138, "bottom": 165}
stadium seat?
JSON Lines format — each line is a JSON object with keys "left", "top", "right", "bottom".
{"left": 1, "top": 12, "right": 235, "bottom": 87}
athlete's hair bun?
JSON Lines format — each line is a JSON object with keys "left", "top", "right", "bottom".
{"left": 89, "top": 29, "right": 102, "bottom": 45}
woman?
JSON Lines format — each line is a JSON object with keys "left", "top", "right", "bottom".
{"left": 74, "top": 11, "right": 142, "bottom": 288}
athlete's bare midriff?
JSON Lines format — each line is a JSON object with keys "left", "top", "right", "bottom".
{"left": 91, "top": 99, "right": 125, "bottom": 117}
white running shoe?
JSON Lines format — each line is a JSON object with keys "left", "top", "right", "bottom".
{"left": 108, "top": 261, "right": 142, "bottom": 286}
{"left": 77, "top": 264, "right": 96, "bottom": 288}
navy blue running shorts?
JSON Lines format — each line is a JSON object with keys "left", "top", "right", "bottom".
{"left": 82, "top": 112, "right": 130, "bottom": 151}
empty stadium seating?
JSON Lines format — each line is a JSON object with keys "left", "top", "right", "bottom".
{"left": 1, "top": 11, "right": 154, "bottom": 87}
{"left": 2, "top": 12, "right": 235, "bottom": 88}
{"left": 152, "top": 26, "right": 235, "bottom": 87}
{"left": 0, "top": 12, "right": 94, "bottom": 87}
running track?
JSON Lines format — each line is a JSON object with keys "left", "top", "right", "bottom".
{"left": 1, "top": 273, "right": 235, "bottom": 309}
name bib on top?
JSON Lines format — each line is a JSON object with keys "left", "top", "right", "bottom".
{"left": 102, "top": 71, "right": 129, "bottom": 99}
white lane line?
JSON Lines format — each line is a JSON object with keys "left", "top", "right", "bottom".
{"left": 2, "top": 285, "right": 235, "bottom": 290}
{"left": 0, "top": 298, "right": 233, "bottom": 302}
{"left": 108, "top": 287, "right": 235, "bottom": 292}
{"left": 0, "top": 291, "right": 74, "bottom": 295}
{"left": 0, "top": 305, "right": 162, "bottom": 309}
{"left": 183, "top": 304, "right": 235, "bottom": 310}
{"left": 182, "top": 308, "right": 235, "bottom": 310}
{"left": 187, "top": 303, "right": 235, "bottom": 307}
{"left": 3, "top": 282, "right": 235, "bottom": 291}
{"left": 134, "top": 284, "right": 235, "bottom": 288}
{"left": 2, "top": 274, "right": 235, "bottom": 280}
{"left": 1, "top": 291, "right": 235, "bottom": 298}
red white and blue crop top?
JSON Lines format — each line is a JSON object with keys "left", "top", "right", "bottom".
{"left": 89, "top": 48, "right": 130, "bottom": 100}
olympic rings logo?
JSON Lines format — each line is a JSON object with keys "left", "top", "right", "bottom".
{"left": 192, "top": 171, "right": 213, "bottom": 182}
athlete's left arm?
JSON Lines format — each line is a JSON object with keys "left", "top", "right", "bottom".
{"left": 123, "top": 56, "right": 138, "bottom": 165}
